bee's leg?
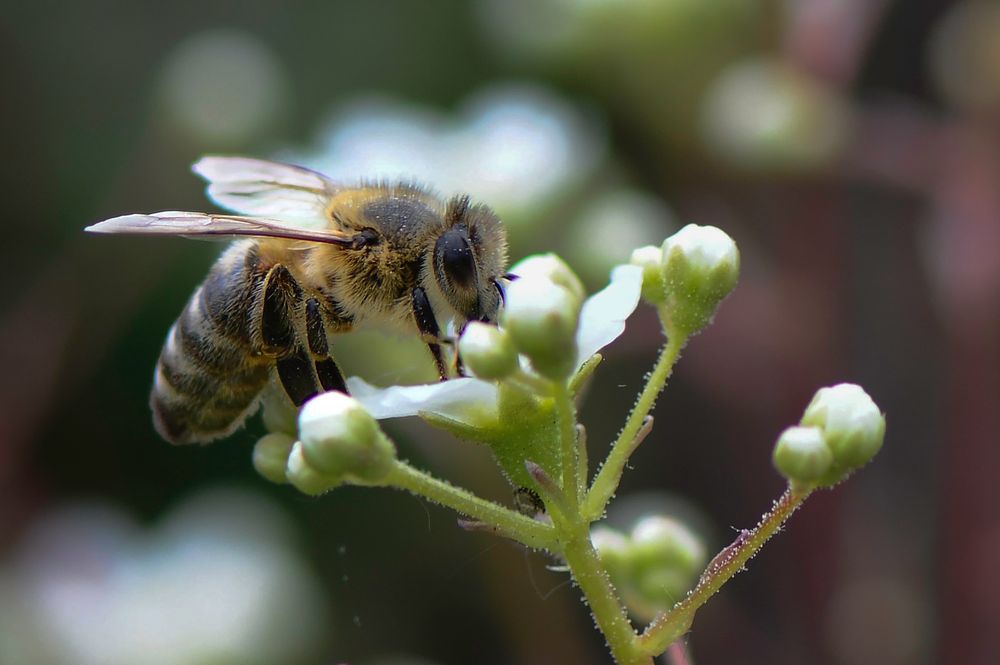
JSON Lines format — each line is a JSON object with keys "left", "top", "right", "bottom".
{"left": 411, "top": 287, "right": 448, "bottom": 380}
{"left": 453, "top": 321, "right": 468, "bottom": 377}
{"left": 276, "top": 347, "right": 318, "bottom": 407}
{"left": 305, "top": 297, "right": 348, "bottom": 393}
{"left": 260, "top": 264, "right": 321, "bottom": 406}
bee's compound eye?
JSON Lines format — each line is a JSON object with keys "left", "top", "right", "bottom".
{"left": 437, "top": 228, "right": 477, "bottom": 288}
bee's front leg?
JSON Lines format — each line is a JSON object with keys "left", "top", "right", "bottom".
{"left": 411, "top": 287, "right": 449, "bottom": 381}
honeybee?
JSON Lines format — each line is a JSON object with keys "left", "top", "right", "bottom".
{"left": 88, "top": 157, "right": 509, "bottom": 445}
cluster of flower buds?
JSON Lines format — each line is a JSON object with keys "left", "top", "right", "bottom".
{"left": 591, "top": 516, "right": 706, "bottom": 621}
{"left": 773, "top": 383, "right": 885, "bottom": 489}
{"left": 630, "top": 223, "right": 740, "bottom": 336}
{"left": 253, "top": 392, "right": 397, "bottom": 495}
{"left": 462, "top": 254, "right": 587, "bottom": 382}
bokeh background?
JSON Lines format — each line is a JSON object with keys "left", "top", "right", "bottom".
{"left": 4, "top": 1, "right": 1000, "bottom": 664}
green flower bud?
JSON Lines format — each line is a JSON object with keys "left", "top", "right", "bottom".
{"left": 801, "top": 383, "right": 885, "bottom": 470}
{"left": 629, "top": 245, "right": 666, "bottom": 305}
{"left": 628, "top": 516, "right": 706, "bottom": 607}
{"left": 660, "top": 223, "right": 740, "bottom": 336}
{"left": 501, "top": 277, "right": 581, "bottom": 381}
{"left": 285, "top": 441, "right": 341, "bottom": 496}
{"left": 591, "top": 526, "right": 632, "bottom": 584}
{"left": 459, "top": 322, "right": 519, "bottom": 380}
{"left": 299, "top": 392, "right": 397, "bottom": 485}
{"left": 509, "top": 253, "right": 586, "bottom": 305}
{"left": 260, "top": 385, "right": 299, "bottom": 436}
{"left": 252, "top": 432, "right": 295, "bottom": 484}
{"left": 773, "top": 425, "right": 833, "bottom": 488}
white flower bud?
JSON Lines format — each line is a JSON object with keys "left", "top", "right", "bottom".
{"left": 459, "top": 322, "right": 519, "bottom": 380}
{"left": 629, "top": 245, "right": 666, "bottom": 305}
{"left": 661, "top": 224, "right": 740, "bottom": 336}
{"left": 801, "top": 383, "right": 885, "bottom": 471}
{"left": 299, "top": 392, "right": 396, "bottom": 484}
{"left": 285, "top": 441, "right": 341, "bottom": 496}
{"left": 252, "top": 432, "right": 295, "bottom": 484}
{"left": 509, "top": 253, "right": 586, "bottom": 305}
{"left": 501, "top": 276, "right": 581, "bottom": 380}
{"left": 772, "top": 425, "right": 833, "bottom": 487}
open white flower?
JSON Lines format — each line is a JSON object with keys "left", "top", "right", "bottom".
{"left": 346, "top": 261, "right": 642, "bottom": 426}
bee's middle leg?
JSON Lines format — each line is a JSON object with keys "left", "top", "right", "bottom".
{"left": 260, "top": 264, "right": 316, "bottom": 406}
{"left": 305, "top": 297, "right": 347, "bottom": 393}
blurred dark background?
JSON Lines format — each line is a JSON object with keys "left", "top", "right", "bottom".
{"left": 3, "top": 1, "right": 999, "bottom": 664}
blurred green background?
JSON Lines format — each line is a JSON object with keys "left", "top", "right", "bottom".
{"left": 3, "top": 1, "right": 1000, "bottom": 664}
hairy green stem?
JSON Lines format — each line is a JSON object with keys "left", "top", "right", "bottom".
{"left": 561, "top": 527, "right": 652, "bottom": 665}
{"left": 638, "top": 486, "right": 811, "bottom": 655}
{"left": 553, "top": 382, "right": 581, "bottom": 510}
{"left": 585, "top": 319, "right": 686, "bottom": 518}
{"left": 385, "top": 461, "right": 556, "bottom": 550}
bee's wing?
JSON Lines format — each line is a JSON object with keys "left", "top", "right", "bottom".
{"left": 85, "top": 211, "right": 356, "bottom": 246}
{"left": 192, "top": 156, "right": 338, "bottom": 226}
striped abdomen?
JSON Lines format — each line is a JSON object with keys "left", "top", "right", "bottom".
{"left": 151, "top": 241, "right": 271, "bottom": 444}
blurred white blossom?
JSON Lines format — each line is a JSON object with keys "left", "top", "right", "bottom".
{"left": 290, "top": 83, "right": 605, "bottom": 222}
{"left": 701, "top": 58, "right": 850, "bottom": 173}
{"left": 0, "top": 489, "right": 330, "bottom": 665}
{"left": 158, "top": 29, "right": 288, "bottom": 145}
{"left": 569, "top": 188, "right": 676, "bottom": 283}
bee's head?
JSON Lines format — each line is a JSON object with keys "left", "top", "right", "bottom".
{"left": 431, "top": 196, "right": 508, "bottom": 325}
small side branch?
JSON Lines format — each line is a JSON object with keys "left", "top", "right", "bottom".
{"left": 586, "top": 328, "right": 685, "bottom": 519}
{"left": 638, "top": 486, "right": 811, "bottom": 655}
{"left": 386, "top": 461, "right": 557, "bottom": 550}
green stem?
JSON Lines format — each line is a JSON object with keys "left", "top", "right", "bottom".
{"left": 638, "top": 486, "right": 811, "bottom": 655}
{"left": 575, "top": 424, "right": 589, "bottom": 505}
{"left": 385, "top": 461, "right": 557, "bottom": 550}
{"left": 553, "top": 382, "right": 581, "bottom": 510}
{"left": 561, "top": 527, "right": 652, "bottom": 665}
{"left": 585, "top": 318, "right": 686, "bottom": 518}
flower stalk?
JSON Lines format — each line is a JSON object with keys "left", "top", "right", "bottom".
{"left": 637, "top": 486, "right": 811, "bottom": 655}
{"left": 585, "top": 317, "right": 687, "bottom": 520}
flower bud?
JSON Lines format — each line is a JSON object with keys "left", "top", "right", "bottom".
{"left": 298, "top": 392, "right": 396, "bottom": 485}
{"left": 252, "top": 432, "right": 295, "bottom": 484}
{"left": 509, "top": 254, "right": 586, "bottom": 305}
{"left": 285, "top": 441, "right": 342, "bottom": 496}
{"left": 801, "top": 383, "right": 885, "bottom": 471}
{"left": 629, "top": 516, "right": 706, "bottom": 607}
{"left": 501, "top": 277, "right": 581, "bottom": 381}
{"left": 459, "top": 322, "right": 519, "bottom": 380}
{"left": 629, "top": 245, "right": 666, "bottom": 305}
{"left": 661, "top": 224, "right": 740, "bottom": 336}
{"left": 772, "top": 425, "right": 832, "bottom": 487}
{"left": 260, "top": 386, "right": 298, "bottom": 436}
{"left": 591, "top": 526, "right": 632, "bottom": 584}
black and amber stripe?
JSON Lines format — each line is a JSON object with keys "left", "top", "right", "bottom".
{"left": 150, "top": 242, "right": 271, "bottom": 444}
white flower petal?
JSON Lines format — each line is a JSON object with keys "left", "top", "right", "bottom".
{"left": 575, "top": 264, "right": 643, "bottom": 368}
{"left": 346, "top": 376, "right": 498, "bottom": 422}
